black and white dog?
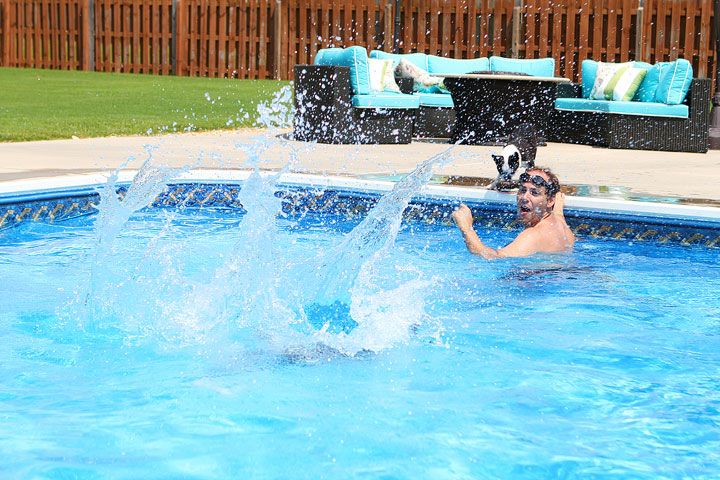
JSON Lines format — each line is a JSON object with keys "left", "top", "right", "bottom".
{"left": 490, "top": 124, "right": 538, "bottom": 191}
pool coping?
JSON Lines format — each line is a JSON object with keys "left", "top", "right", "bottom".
{"left": 1, "top": 169, "right": 719, "bottom": 226}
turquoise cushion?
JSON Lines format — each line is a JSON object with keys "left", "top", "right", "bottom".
{"left": 415, "top": 92, "right": 454, "bottom": 108}
{"left": 655, "top": 59, "right": 693, "bottom": 105}
{"left": 351, "top": 93, "right": 420, "bottom": 109}
{"left": 369, "top": 50, "right": 429, "bottom": 71}
{"left": 635, "top": 62, "right": 671, "bottom": 102}
{"left": 555, "top": 98, "right": 689, "bottom": 118}
{"left": 314, "top": 46, "right": 371, "bottom": 95}
{"left": 426, "top": 55, "right": 489, "bottom": 75}
{"left": 581, "top": 59, "right": 599, "bottom": 98}
{"left": 313, "top": 48, "right": 343, "bottom": 65}
{"left": 489, "top": 57, "right": 555, "bottom": 77}
{"left": 583, "top": 60, "right": 654, "bottom": 100}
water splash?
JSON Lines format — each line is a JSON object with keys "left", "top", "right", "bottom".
{"left": 303, "top": 148, "right": 453, "bottom": 305}
{"left": 83, "top": 152, "right": 186, "bottom": 331}
{"left": 75, "top": 88, "right": 457, "bottom": 358}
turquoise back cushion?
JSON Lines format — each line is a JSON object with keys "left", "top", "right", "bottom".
{"left": 370, "top": 50, "right": 429, "bottom": 71}
{"left": 426, "top": 55, "right": 489, "bottom": 75}
{"left": 314, "top": 48, "right": 343, "bottom": 66}
{"left": 581, "top": 59, "right": 599, "bottom": 98}
{"left": 313, "top": 46, "right": 371, "bottom": 95}
{"left": 655, "top": 59, "right": 693, "bottom": 105}
{"left": 635, "top": 62, "right": 671, "bottom": 102}
{"left": 489, "top": 57, "right": 555, "bottom": 77}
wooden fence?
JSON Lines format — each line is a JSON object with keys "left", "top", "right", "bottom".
{"left": 0, "top": 0, "right": 717, "bottom": 85}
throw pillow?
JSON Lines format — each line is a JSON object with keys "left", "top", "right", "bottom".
{"left": 368, "top": 58, "right": 401, "bottom": 93}
{"left": 606, "top": 66, "right": 648, "bottom": 101}
{"left": 635, "top": 62, "right": 671, "bottom": 102}
{"left": 655, "top": 59, "right": 693, "bottom": 105}
{"left": 395, "top": 58, "right": 444, "bottom": 92}
{"left": 589, "top": 62, "right": 633, "bottom": 100}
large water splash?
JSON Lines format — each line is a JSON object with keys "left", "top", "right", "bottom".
{"left": 78, "top": 88, "right": 457, "bottom": 357}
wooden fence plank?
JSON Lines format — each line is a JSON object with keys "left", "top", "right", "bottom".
{"left": 551, "top": 1, "right": 562, "bottom": 70}
{"left": 699, "top": 0, "right": 711, "bottom": 79}
{"left": 670, "top": 0, "right": 681, "bottom": 60}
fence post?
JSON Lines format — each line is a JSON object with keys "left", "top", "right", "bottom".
{"left": 384, "top": 1, "right": 392, "bottom": 52}
{"left": 511, "top": 1, "right": 522, "bottom": 58}
{"left": 85, "top": 0, "right": 94, "bottom": 71}
{"left": 171, "top": 0, "right": 177, "bottom": 75}
{"left": 635, "top": 5, "right": 643, "bottom": 62}
{"left": 2, "top": 0, "right": 10, "bottom": 66}
{"left": 175, "top": 0, "right": 184, "bottom": 76}
{"left": 274, "top": 0, "right": 282, "bottom": 80}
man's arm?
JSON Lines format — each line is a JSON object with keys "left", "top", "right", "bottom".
{"left": 451, "top": 204, "right": 502, "bottom": 259}
{"left": 452, "top": 204, "right": 538, "bottom": 260}
{"left": 553, "top": 192, "right": 566, "bottom": 222}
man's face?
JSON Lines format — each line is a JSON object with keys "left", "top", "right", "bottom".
{"left": 516, "top": 170, "right": 555, "bottom": 226}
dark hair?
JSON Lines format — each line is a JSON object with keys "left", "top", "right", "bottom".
{"left": 525, "top": 166, "right": 561, "bottom": 198}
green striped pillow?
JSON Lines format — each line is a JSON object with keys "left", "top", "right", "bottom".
{"left": 589, "top": 62, "right": 632, "bottom": 100}
{"left": 605, "top": 66, "right": 648, "bottom": 102}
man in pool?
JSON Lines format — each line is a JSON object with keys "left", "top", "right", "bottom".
{"left": 451, "top": 166, "right": 575, "bottom": 259}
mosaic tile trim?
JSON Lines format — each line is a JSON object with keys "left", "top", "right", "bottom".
{"left": 0, "top": 195, "right": 99, "bottom": 230}
{"left": 1, "top": 182, "right": 718, "bottom": 249}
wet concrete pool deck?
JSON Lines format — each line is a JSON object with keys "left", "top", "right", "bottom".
{"left": 1, "top": 129, "right": 719, "bottom": 206}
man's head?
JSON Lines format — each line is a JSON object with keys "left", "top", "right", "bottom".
{"left": 516, "top": 167, "right": 561, "bottom": 226}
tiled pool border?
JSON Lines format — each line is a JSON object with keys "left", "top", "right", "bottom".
{"left": 1, "top": 170, "right": 719, "bottom": 248}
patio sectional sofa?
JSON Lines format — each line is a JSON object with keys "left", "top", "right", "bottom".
{"left": 293, "top": 47, "right": 710, "bottom": 152}
{"left": 293, "top": 46, "right": 555, "bottom": 144}
{"left": 548, "top": 59, "right": 710, "bottom": 153}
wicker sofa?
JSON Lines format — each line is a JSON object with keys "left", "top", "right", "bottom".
{"left": 548, "top": 59, "right": 710, "bottom": 153}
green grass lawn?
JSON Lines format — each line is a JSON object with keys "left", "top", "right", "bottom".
{"left": 0, "top": 67, "right": 292, "bottom": 142}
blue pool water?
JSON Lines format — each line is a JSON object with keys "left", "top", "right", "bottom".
{"left": 2, "top": 180, "right": 720, "bottom": 478}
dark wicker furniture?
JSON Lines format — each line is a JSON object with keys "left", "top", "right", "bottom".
{"left": 293, "top": 65, "right": 417, "bottom": 144}
{"left": 414, "top": 107, "right": 456, "bottom": 138}
{"left": 443, "top": 73, "right": 567, "bottom": 145}
{"left": 548, "top": 78, "right": 711, "bottom": 153}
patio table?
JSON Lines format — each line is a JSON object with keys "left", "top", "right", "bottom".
{"left": 442, "top": 73, "right": 571, "bottom": 145}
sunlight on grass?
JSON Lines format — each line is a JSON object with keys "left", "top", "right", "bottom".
{"left": 0, "top": 67, "right": 292, "bottom": 142}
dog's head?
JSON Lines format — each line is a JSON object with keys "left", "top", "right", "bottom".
{"left": 493, "top": 144, "right": 521, "bottom": 180}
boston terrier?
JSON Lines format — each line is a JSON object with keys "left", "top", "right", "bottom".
{"left": 490, "top": 124, "right": 538, "bottom": 191}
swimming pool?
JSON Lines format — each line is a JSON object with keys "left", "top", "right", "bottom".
{"left": 1, "top": 168, "right": 719, "bottom": 478}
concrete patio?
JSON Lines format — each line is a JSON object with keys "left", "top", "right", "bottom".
{"left": 1, "top": 128, "right": 719, "bottom": 205}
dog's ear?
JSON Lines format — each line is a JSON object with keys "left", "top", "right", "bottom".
{"left": 508, "top": 152, "right": 520, "bottom": 173}
{"left": 492, "top": 154, "right": 505, "bottom": 173}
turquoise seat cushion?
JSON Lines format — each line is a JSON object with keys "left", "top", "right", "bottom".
{"left": 489, "top": 56, "right": 555, "bottom": 77}
{"left": 555, "top": 98, "right": 689, "bottom": 118}
{"left": 415, "top": 92, "right": 454, "bottom": 108}
{"left": 655, "top": 59, "right": 693, "bottom": 105}
{"left": 370, "top": 50, "right": 429, "bottom": 71}
{"left": 314, "top": 46, "right": 372, "bottom": 95}
{"left": 351, "top": 93, "right": 420, "bottom": 109}
{"left": 426, "top": 55, "right": 489, "bottom": 75}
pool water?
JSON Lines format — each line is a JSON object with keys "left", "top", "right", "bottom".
{"left": 2, "top": 199, "right": 720, "bottom": 478}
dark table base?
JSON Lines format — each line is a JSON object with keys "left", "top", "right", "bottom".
{"left": 444, "top": 77, "right": 558, "bottom": 145}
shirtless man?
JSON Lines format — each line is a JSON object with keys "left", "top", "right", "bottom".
{"left": 452, "top": 167, "right": 575, "bottom": 259}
